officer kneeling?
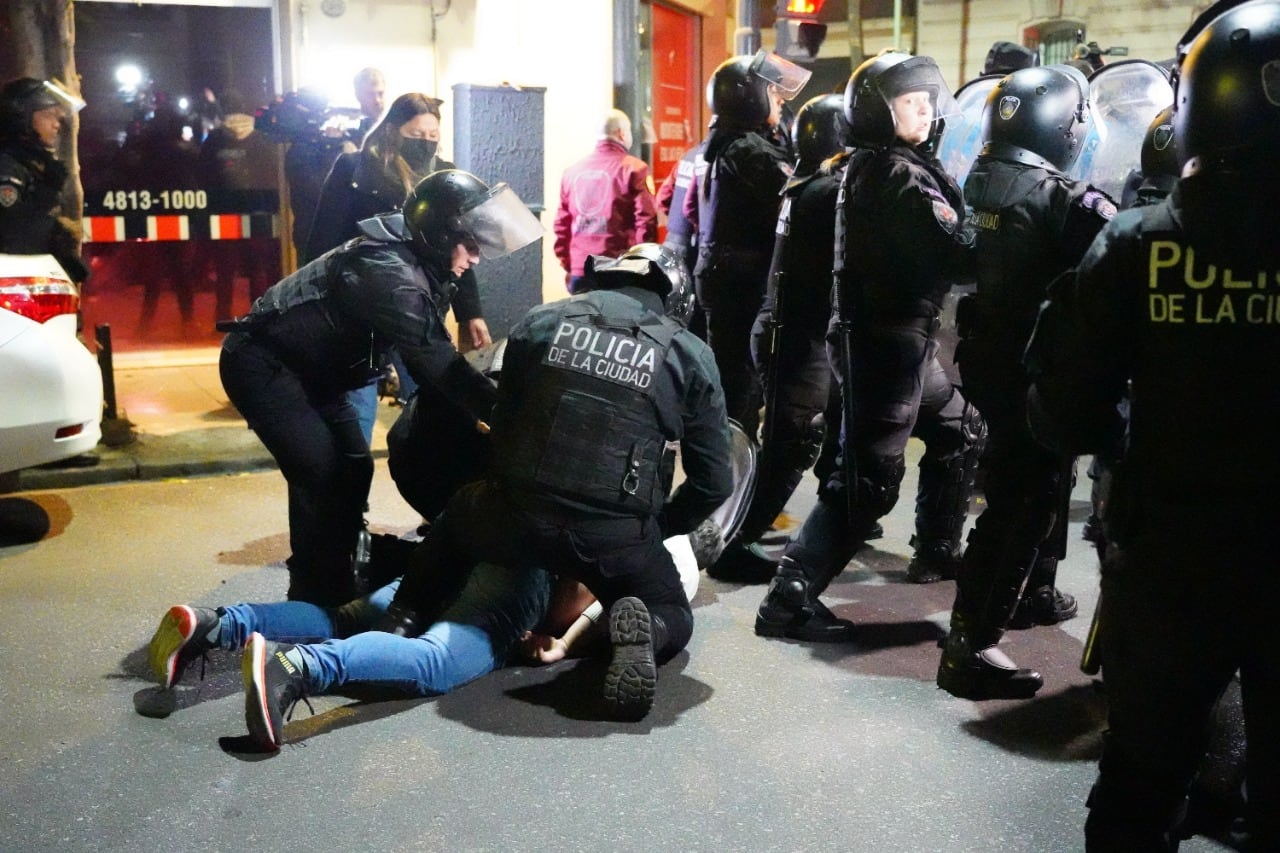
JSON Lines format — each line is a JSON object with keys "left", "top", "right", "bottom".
{"left": 385, "top": 243, "right": 733, "bottom": 721}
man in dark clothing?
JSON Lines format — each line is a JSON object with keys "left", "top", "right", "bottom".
{"left": 754, "top": 53, "right": 976, "bottom": 642}
{"left": 217, "top": 170, "right": 540, "bottom": 607}
{"left": 385, "top": 244, "right": 733, "bottom": 721}
{"left": 1027, "top": 2, "right": 1280, "bottom": 846}
{"left": 691, "top": 50, "right": 810, "bottom": 441}
{"left": 936, "top": 64, "right": 1116, "bottom": 701}
{"left": 0, "top": 77, "right": 88, "bottom": 283}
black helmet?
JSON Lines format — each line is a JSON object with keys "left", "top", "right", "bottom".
{"left": 582, "top": 243, "right": 696, "bottom": 326}
{"left": 402, "top": 169, "right": 542, "bottom": 266}
{"left": 983, "top": 41, "right": 1040, "bottom": 76}
{"left": 1140, "top": 105, "right": 1179, "bottom": 180}
{"left": 1172, "top": 0, "right": 1280, "bottom": 176}
{"left": 707, "top": 50, "right": 812, "bottom": 130}
{"left": 843, "top": 52, "right": 956, "bottom": 148}
{"left": 980, "top": 64, "right": 1091, "bottom": 171}
{"left": 0, "top": 77, "right": 83, "bottom": 142}
{"left": 792, "top": 94, "right": 851, "bottom": 175}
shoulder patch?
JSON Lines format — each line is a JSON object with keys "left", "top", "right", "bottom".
{"left": 0, "top": 184, "right": 19, "bottom": 208}
{"left": 1081, "top": 189, "right": 1118, "bottom": 220}
{"left": 931, "top": 198, "right": 959, "bottom": 233}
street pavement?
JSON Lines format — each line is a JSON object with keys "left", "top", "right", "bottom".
{"left": 0, "top": 350, "right": 1235, "bottom": 851}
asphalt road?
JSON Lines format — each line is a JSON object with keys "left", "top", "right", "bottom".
{"left": 0, "top": 444, "right": 1232, "bottom": 852}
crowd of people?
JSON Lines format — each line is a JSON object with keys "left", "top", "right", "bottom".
{"left": 4, "top": 0, "right": 1276, "bottom": 846}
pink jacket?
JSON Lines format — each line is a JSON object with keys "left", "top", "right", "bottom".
{"left": 553, "top": 139, "right": 658, "bottom": 278}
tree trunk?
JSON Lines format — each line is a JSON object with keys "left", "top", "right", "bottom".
{"left": 1, "top": 0, "right": 83, "bottom": 234}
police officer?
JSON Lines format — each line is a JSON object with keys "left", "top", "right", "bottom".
{"left": 0, "top": 77, "right": 88, "bottom": 283}
{"left": 384, "top": 243, "right": 733, "bottom": 721}
{"left": 218, "top": 170, "right": 540, "bottom": 607}
{"left": 1028, "top": 2, "right": 1280, "bottom": 846}
{"left": 1084, "top": 104, "right": 1178, "bottom": 545}
{"left": 710, "top": 94, "right": 850, "bottom": 583}
{"left": 692, "top": 51, "right": 810, "bottom": 441}
{"left": 754, "top": 52, "right": 977, "bottom": 641}
{"left": 935, "top": 65, "right": 1116, "bottom": 700}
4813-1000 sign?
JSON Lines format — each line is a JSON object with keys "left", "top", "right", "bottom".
{"left": 99, "top": 189, "right": 209, "bottom": 211}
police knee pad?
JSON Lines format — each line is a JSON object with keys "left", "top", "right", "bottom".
{"left": 857, "top": 453, "right": 907, "bottom": 519}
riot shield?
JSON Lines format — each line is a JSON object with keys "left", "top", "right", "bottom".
{"left": 935, "top": 75, "right": 1001, "bottom": 186}
{"left": 1069, "top": 59, "right": 1174, "bottom": 203}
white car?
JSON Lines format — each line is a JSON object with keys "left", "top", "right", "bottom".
{"left": 0, "top": 254, "right": 103, "bottom": 475}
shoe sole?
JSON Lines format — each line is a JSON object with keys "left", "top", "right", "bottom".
{"left": 149, "top": 605, "right": 198, "bottom": 690}
{"left": 242, "top": 633, "right": 283, "bottom": 750}
{"left": 1008, "top": 605, "right": 1080, "bottom": 630}
{"left": 603, "top": 598, "right": 656, "bottom": 722}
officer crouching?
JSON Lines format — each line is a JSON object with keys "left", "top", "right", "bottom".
{"left": 385, "top": 243, "right": 733, "bottom": 721}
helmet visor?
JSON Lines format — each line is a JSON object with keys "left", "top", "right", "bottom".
{"left": 42, "top": 80, "right": 86, "bottom": 115}
{"left": 458, "top": 183, "right": 543, "bottom": 260}
{"left": 876, "top": 56, "right": 960, "bottom": 126}
{"left": 749, "top": 50, "right": 813, "bottom": 100}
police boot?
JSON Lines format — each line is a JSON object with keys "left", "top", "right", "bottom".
{"left": 603, "top": 597, "right": 657, "bottom": 722}
{"left": 755, "top": 556, "right": 855, "bottom": 643}
{"left": 1009, "top": 553, "right": 1078, "bottom": 629}
{"left": 906, "top": 536, "right": 963, "bottom": 584}
{"left": 936, "top": 612, "right": 1043, "bottom": 700}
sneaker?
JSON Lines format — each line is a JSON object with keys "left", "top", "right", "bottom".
{"left": 242, "top": 632, "right": 309, "bottom": 750}
{"left": 1008, "top": 586, "right": 1079, "bottom": 629}
{"left": 148, "top": 605, "right": 220, "bottom": 690}
{"left": 602, "top": 598, "right": 657, "bottom": 722}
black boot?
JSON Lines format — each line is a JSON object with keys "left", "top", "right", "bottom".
{"left": 754, "top": 557, "right": 855, "bottom": 642}
{"left": 1009, "top": 553, "right": 1078, "bottom": 628}
{"left": 905, "top": 536, "right": 962, "bottom": 584}
{"left": 936, "top": 614, "right": 1042, "bottom": 700}
{"left": 603, "top": 597, "right": 657, "bottom": 722}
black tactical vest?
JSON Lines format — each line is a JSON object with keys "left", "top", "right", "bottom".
{"left": 494, "top": 293, "right": 680, "bottom": 515}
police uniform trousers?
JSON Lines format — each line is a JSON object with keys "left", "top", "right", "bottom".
{"left": 404, "top": 480, "right": 694, "bottom": 663}
{"left": 220, "top": 336, "right": 372, "bottom": 606}
{"left": 953, "top": 348, "right": 1072, "bottom": 640}
{"left": 1085, "top": 498, "right": 1280, "bottom": 851}
{"left": 785, "top": 320, "right": 966, "bottom": 583}
{"left": 698, "top": 271, "right": 765, "bottom": 440}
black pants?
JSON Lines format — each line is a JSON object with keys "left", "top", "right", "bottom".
{"left": 699, "top": 274, "right": 765, "bottom": 440}
{"left": 219, "top": 337, "right": 371, "bottom": 605}
{"left": 1085, "top": 503, "right": 1280, "bottom": 851}
{"left": 953, "top": 353, "right": 1071, "bottom": 640}
{"left": 399, "top": 481, "right": 693, "bottom": 663}
{"left": 785, "top": 321, "right": 957, "bottom": 581}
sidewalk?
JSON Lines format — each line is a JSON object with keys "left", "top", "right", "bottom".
{"left": 11, "top": 347, "right": 394, "bottom": 492}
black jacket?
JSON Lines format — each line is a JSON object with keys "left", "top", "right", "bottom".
{"left": 0, "top": 141, "right": 87, "bottom": 282}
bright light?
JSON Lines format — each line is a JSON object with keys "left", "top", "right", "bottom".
{"left": 177, "top": 96, "right": 191, "bottom": 111}
{"left": 115, "top": 64, "right": 144, "bottom": 92}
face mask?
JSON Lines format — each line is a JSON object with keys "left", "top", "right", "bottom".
{"left": 400, "top": 137, "right": 438, "bottom": 173}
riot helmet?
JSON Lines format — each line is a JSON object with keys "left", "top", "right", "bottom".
{"left": 983, "top": 41, "right": 1040, "bottom": 76}
{"left": 980, "top": 64, "right": 1092, "bottom": 171}
{"left": 792, "top": 93, "right": 851, "bottom": 175}
{"left": 0, "top": 77, "right": 84, "bottom": 144}
{"left": 402, "top": 169, "right": 542, "bottom": 267}
{"left": 707, "top": 50, "right": 812, "bottom": 130}
{"left": 843, "top": 52, "right": 958, "bottom": 148}
{"left": 581, "top": 243, "right": 696, "bottom": 326}
{"left": 1172, "top": 0, "right": 1280, "bottom": 176}
{"left": 1140, "top": 105, "right": 1180, "bottom": 180}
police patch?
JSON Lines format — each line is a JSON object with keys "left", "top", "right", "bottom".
{"left": 544, "top": 318, "right": 659, "bottom": 393}
{"left": 0, "top": 185, "right": 18, "bottom": 208}
{"left": 998, "top": 96, "right": 1021, "bottom": 121}
{"left": 931, "top": 199, "right": 959, "bottom": 233}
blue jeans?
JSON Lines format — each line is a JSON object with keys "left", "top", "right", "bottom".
{"left": 346, "top": 380, "right": 379, "bottom": 445}
{"left": 216, "top": 564, "right": 550, "bottom": 696}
